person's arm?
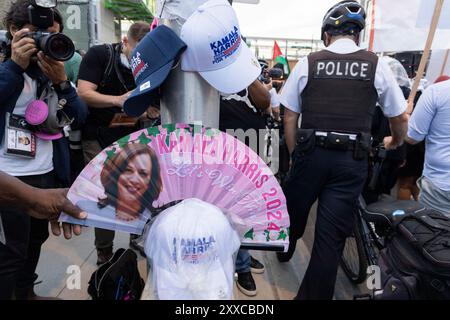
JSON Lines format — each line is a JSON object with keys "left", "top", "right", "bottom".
{"left": 36, "top": 51, "right": 88, "bottom": 127}
{"left": 77, "top": 45, "right": 132, "bottom": 109}
{"left": 77, "top": 80, "right": 131, "bottom": 109}
{"left": 384, "top": 112, "right": 409, "bottom": 150}
{"left": 0, "top": 171, "right": 87, "bottom": 239}
{"left": 375, "top": 58, "right": 409, "bottom": 150}
{"left": 0, "top": 28, "right": 35, "bottom": 106}
{"left": 284, "top": 108, "right": 300, "bottom": 155}
{"left": 279, "top": 57, "right": 309, "bottom": 155}
{"left": 248, "top": 79, "right": 270, "bottom": 112}
{"left": 406, "top": 84, "right": 437, "bottom": 145}
{"left": 0, "top": 60, "right": 24, "bottom": 107}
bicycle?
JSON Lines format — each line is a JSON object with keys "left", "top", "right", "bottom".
{"left": 340, "top": 145, "right": 427, "bottom": 284}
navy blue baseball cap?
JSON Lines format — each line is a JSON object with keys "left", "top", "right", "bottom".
{"left": 123, "top": 25, "right": 187, "bottom": 117}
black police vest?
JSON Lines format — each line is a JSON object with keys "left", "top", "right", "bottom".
{"left": 300, "top": 49, "right": 379, "bottom": 134}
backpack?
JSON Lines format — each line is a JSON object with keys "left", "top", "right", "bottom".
{"left": 99, "top": 43, "right": 130, "bottom": 93}
{"left": 88, "top": 248, "right": 145, "bottom": 300}
{"left": 375, "top": 210, "right": 450, "bottom": 300}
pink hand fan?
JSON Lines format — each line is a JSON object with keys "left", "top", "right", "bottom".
{"left": 60, "top": 123, "right": 290, "bottom": 251}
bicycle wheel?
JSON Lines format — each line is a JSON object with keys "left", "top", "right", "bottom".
{"left": 340, "top": 218, "right": 369, "bottom": 284}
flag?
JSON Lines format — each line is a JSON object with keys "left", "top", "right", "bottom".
{"left": 369, "top": 0, "right": 450, "bottom": 52}
{"left": 272, "top": 41, "right": 290, "bottom": 76}
{"left": 272, "top": 41, "right": 283, "bottom": 61}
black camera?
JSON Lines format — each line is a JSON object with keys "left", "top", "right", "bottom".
{"left": 27, "top": 31, "right": 75, "bottom": 61}
{"left": 258, "top": 73, "right": 271, "bottom": 84}
{"left": 27, "top": 0, "right": 74, "bottom": 61}
{"left": 258, "top": 67, "right": 284, "bottom": 91}
{"left": 269, "top": 68, "right": 284, "bottom": 91}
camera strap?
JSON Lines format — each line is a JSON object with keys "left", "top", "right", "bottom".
{"left": 4, "top": 113, "right": 36, "bottom": 158}
{"left": 100, "top": 44, "right": 115, "bottom": 89}
{"left": 100, "top": 44, "right": 130, "bottom": 93}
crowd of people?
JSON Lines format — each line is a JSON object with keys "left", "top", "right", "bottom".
{"left": 0, "top": 0, "right": 449, "bottom": 300}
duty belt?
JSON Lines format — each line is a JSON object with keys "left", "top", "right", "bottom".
{"left": 315, "top": 131, "right": 358, "bottom": 151}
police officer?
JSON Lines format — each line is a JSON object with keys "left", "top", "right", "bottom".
{"left": 279, "top": 1, "right": 409, "bottom": 299}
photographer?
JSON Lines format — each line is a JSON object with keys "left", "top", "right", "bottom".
{"left": 0, "top": 0, "right": 87, "bottom": 300}
{"left": 259, "top": 60, "right": 284, "bottom": 121}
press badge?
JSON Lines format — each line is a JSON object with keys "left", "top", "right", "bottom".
{"left": 4, "top": 113, "right": 36, "bottom": 158}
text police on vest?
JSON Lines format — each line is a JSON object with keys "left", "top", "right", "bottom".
{"left": 314, "top": 60, "right": 373, "bottom": 80}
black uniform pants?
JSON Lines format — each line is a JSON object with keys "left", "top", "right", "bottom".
{"left": 0, "top": 171, "right": 55, "bottom": 300}
{"left": 283, "top": 147, "right": 368, "bottom": 300}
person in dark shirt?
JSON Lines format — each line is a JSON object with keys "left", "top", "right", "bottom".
{"left": 77, "top": 21, "right": 151, "bottom": 265}
{"left": 220, "top": 80, "right": 271, "bottom": 154}
{"left": 78, "top": 22, "right": 151, "bottom": 151}
{"left": 220, "top": 79, "right": 271, "bottom": 297}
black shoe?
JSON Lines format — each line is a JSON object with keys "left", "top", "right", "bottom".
{"left": 96, "top": 246, "right": 113, "bottom": 265}
{"left": 236, "top": 272, "right": 257, "bottom": 297}
{"left": 276, "top": 241, "right": 296, "bottom": 263}
{"left": 250, "top": 256, "right": 265, "bottom": 274}
{"left": 129, "top": 238, "right": 147, "bottom": 258}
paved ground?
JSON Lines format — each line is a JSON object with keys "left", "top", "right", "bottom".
{"left": 35, "top": 203, "right": 368, "bottom": 300}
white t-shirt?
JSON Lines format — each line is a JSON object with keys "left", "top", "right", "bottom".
{"left": 0, "top": 74, "right": 53, "bottom": 176}
{"left": 269, "top": 88, "right": 280, "bottom": 108}
{"left": 280, "top": 39, "right": 407, "bottom": 118}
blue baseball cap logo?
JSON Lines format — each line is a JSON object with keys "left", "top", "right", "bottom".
{"left": 123, "top": 25, "right": 187, "bottom": 117}
{"left": 210, "top": 26, "right": 241, "bottom": 65}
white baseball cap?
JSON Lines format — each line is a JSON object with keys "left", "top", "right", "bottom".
{"left": 144, "top": 198, "right": 241, "bottom": 300}
{"left": 180, "top": 0, "right": 261, "bottom": 94}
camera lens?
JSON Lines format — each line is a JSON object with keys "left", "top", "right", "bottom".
{"left": 43, "top": 33, "right": 75, "bottom": 61}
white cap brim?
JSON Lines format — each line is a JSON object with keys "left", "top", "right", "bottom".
{"left": 153, "top": 258, "right": 234, "bottom": 300}
{"left": 199, "top": 42, "right": 261, "bottom": 94}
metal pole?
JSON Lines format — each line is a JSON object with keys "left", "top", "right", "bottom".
{"left": 285, "top": 39, "right": 288, "bottom": 57}
{"left": 88, "top": 0, "right": 98, "bottom": 47}
{"left": 160, "top": 18, "right": 220, "bottom": 128}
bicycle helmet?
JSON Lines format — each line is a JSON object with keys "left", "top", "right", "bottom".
{"left": 321, "top": 1, "right": 366, "bottom": 43}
